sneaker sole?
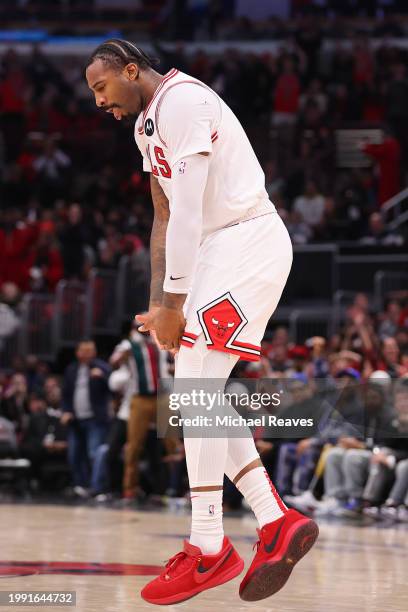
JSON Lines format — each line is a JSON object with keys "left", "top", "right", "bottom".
{"left": 240, "top": 519, "right": 319, "bottom": 602}
{"left": 142, "top": 557, "right": 245, "bottom": 605}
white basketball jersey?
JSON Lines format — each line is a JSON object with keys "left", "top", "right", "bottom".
{"left": 134, "top": 68, "right": 275, "bottom": 239}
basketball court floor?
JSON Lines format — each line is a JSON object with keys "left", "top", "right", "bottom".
{"left": 0, "top": 504, "right": 406, "bottom": 612}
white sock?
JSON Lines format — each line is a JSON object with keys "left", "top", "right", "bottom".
{"left": 236, "top": 466, "right": 287, "bottom": 528}
{"left": 189, "top": 490, "right": 224, "bottom": 554}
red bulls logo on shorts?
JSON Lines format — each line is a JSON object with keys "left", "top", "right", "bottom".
{"left": 195, "top": 293, "right": 261, "bottom": 361}
{"left": 211, "top": 317, "right": 235, "bottom": 338}
{"left": 198, "top": 293, "right": 247, "bottom": 351}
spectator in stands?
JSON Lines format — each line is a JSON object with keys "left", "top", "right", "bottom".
{"left": 39, "top": 375, "right": 61, "bottom": 410}
{"left": 33, "top": 137, "right": 71, "bottom": 191}
{"left": 362, "top": 380, "right": 408, "bottom": 521}
{"left": 360, "top": 212, "right": 404, "bottom": 246}
{"left": 20, "top": 390, "right": 68, "bottom": 491}
{"left": 267, "top": 344, "right": 291, "bottom": 374}
{"left": 284, "top": 368, "right": 365, "bottom": 511}
{"left": 91, "top": 339, "right": 135, "bottom": 500}
{"left": 33, "top": 136, "right": 71, "bottom": 207}
{"left": 287, "top": 345, "right": 311, "bottom": 378}
{"left": 0, "top": 414, "right": 17, "bottom": 459}
{"left": 0, "top": 208, "right": 38, "bottom": 290}
{"left": 306, "top": 336, "right": 329, "bottom": 378}
{"left": 299, "top": 78, "right": 328, "bottom": 114}
{"left": 58, "top": 203, "right": 87, "bottom": 279}
{"left": 377, "top": 337, "right": 404, "bottom": 378}
{"left": 286, "top": 210, "right": 312, "bottom": 244}
{"left": 313, "top": 381, "right": 395, "bottom": 516}
{"left": 27, "top": 230, "right": 63, "bottom": 292}
{"left": 273, "top": 57, "right": 301, "bottom": 126}
{"left": 0, "top": 282, "right": 20, "bottom": 351}
{"left": 378, "top": 300, "right": 403, "bottom": 340}
{"left": 385, "top": 63, "right": 408, "bottom": 162}
{"left": 0, "top": 50, "right": 28, "bottom": 160}
{"left": 274, "top": 377, "right": 321, "bottom": 497}
{"left": 293, "top": 179, "right": 325, "bottom": 234}
{"left": 121, "top": 327, "right": 172, "bottom": 502}
{"left": 0, "top": 373, "right": 29, "bottom": 442}
{"left": 360, "top": 127, "right": 401, "bottom": 206}
{"left": 61, "top": 340, "right": 111, "bottom": 498}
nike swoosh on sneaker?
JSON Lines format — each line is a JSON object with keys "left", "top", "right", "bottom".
{"left": 194, "top": 547, "right": 233, "bottom": 584}
{"left": 264, "top": 518, "right": 285, "bottom": 554}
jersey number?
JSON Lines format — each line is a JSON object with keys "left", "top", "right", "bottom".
{"left": 147, "top": 145, "right": 171, "bottom": 178}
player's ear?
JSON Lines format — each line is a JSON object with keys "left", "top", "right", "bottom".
{"left": 125, "top": 62, "right": 139, "bottom": 81}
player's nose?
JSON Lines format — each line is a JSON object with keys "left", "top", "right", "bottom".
{"left": 96, "top": 96, "right": 107, "bottom": 108}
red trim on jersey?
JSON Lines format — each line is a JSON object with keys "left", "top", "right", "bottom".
{"left": 142, "top": 68, "right": 178, "bottom": 125}
{"left": 183, "top": 331, "right": 198, "bottom": 340}
{"left": 231, "top": 340, "right": 260, "bottom": 353}
{"left": 180, "top": 331, "right": 198, "bottom": 347}
{"left": 154, "top": 80, "right": 220, "bottom": 148}
{"left": 179, "top": 340, "right": 261, "bottom": 362}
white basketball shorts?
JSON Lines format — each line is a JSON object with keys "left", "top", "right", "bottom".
{"left": 180, "top": 211, "right": 293, "bottom": 361}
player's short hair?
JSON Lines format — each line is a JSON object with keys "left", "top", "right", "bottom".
{"left": 86, "top": 39, "right": 158, "bottom": 72}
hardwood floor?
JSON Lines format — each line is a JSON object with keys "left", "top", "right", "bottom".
{"left": 0, "top": 504, "right": 406, "bottom": 611}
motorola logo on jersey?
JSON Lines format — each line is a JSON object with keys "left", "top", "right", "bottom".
{"left": 144, "top": 118, "right": 155, "bottom": 136}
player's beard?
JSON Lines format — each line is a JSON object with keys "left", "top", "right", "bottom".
{"left": 122, "top": 112, "right": 139, "bottom": 126}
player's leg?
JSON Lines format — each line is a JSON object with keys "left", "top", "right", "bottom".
{"left": 177, "top": 336, "right": 285, "bottom": 548}
{"left": 225, "top": 440, "right": 288, "bottom": 525}
{"left": 177, "top": 334, "right": 238, "bottom": 554}
{"left": 141, "top": 336, "right": 244, "bottom": 604}
{"left": 211, "top": 214, "right": 319, "bottom": 601}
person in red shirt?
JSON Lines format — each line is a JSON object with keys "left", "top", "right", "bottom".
{"left": 0, "top": 54, "right": 28, "bottom": 160}
{"left": 361, "top": 128, "right": 401, "bottom": 205}
{"left": 273, "top": 58, "right": 301, "bottom": 125}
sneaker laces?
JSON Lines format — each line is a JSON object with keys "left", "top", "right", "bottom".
{"left": 162, "top": 550, "right": 196, "bottom": 579}
{"left": 252, "top": 528, "right": 262, "bottom": 552}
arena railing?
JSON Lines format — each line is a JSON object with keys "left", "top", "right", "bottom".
{"left": 85, "top": 268, "right": 121, "bottom": 336}
{"left": 117, "top": 254, "right": 150, "bottom": 325}
{"left": 381, "top": 186, "right": 408, "bottom": 229}
{"left": 336, "top": 253, "right": 407, "bottom": 293}
{"left": 19, "top": 293, "right": 56, "bottom": 361}
{"left": 288, "top": 308, "right": 335, "bottom": 344}
{"left": 54, "top": 280, "right": 90, "bottom": 349}
{"left": 374, "top": 271, "right": 408, "bottom": 312}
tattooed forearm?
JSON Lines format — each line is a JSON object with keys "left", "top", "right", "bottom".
{"left": 162, "top": 292, "right": 187, "bottom": 309}
{"left": 149, "top": 174, "right": 170, "bottom": 307}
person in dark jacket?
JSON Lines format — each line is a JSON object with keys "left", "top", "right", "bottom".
{"left": 362, "top": 380, "right": 408, "bottom": 521}
{"left": 0, "top": 372, "right": 29, "bottom": 443}
{"left": 20, "top": 390, "right": 67, "bottom": 489}
{"left": 62, "top": 340, "right": 111, "bottom": 497}
{"left": 313, "top": 381, "right": 398, "bottom": 516}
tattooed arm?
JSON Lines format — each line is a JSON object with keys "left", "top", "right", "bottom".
{"left": 149, "top": 173, "right": 170, "bottom": 308}
{"left": 136, "top": 174, "right": 185, "bottom": 349}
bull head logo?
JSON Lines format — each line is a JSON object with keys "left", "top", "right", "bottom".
{"left": 211, "top": 317, "right": 235, "bottom": 337}
{"left": 198, "top": 293, "right": 247, "bottom": 349}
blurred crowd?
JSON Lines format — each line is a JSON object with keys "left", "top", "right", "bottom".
{"left": 6, "top": 2, "right": 408, "bottom": 39}
{"left": 0, "top": 287, "right": 407, "bottom": 523}
{"left": 0, "top": 13, "right": 407, "bottom": 521}
{"left": 1, "top": 35, "right": 407, "bottom": 299}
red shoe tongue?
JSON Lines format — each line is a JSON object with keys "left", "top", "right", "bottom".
{"left": 183, "top": 540, "right": 202, "bottom": 556}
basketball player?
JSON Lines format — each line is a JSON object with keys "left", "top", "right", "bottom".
{"left": 86, "top": 40, "right": 318, "bottom": 605}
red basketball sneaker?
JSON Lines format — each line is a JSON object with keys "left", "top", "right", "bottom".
{"left": 239, "top": 509, "right": 319, "bottom": 601}
{"left": 141, "top": 536, "right": 244, "bottom": 605}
